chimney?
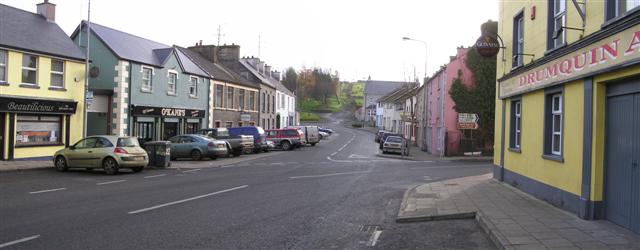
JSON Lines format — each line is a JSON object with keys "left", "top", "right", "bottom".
{"left": 257, "top": 61, "right": 264, "bottom": 73}
{"left": 265, "top": 65, "right": 272, "bottom": 76}
{"left": 37, "top": 0, "right": 56, "bottom": 22}
{"left": 272, "top": 71, "right": 281, "bottom": 81}
{"left": 187, "top": 44, "right": 219, "bottom": 63}
{"left": 216, "top": 44, "right": 240, "bottom": 63}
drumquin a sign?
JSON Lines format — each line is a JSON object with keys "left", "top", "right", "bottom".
{"left": 475, "top": 34, "right": 501, "bottom": 57}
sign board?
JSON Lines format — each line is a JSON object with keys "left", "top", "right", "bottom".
{"left": 240, "top": 114, "right": 251, "bottom": 122}
{"left": 499, "top": 25, "right": 640, "bottom": 98}
{"left": 458, "top": 113, "right": 479, "bottom": 130}
{"left": 131, "top": 105, "right": 205, "bottom": 118}
{"left": 0, "top": 96, "right": 77, "bottom": 114}
{"left": 475, "top": 34, "right": 501, "bottom": 57}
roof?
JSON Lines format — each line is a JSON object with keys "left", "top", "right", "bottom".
{"left": 363, "top": 80, "right": 410, "bottom": 96}
{"left": 0, "top": 4, "right": 85, "bottom": 61}
{"left": 379, "top": 84, "right": 417, "bottom": 103}
{"left": 176, "top": 47, "right": 258, "bottom": 89}
{"left": 173, "top": 47, "right": 208, "bottom": 78}
{"left": 238, "top": 59, "right": 276, "bottom": 89}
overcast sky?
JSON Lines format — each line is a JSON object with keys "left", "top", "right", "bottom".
{"left": 2, "top": 0, "right": 498, "bottom": 82}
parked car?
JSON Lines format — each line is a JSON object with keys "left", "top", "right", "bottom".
{"left": 228, "top": 126, "right": 270, "bottom": 153}
{"left": 287, "top": 125, "right": 320, "bottom": 146}
{"left": 318, "top": 127, "right": 334, "bottom": 135}
{"left": 265, "top": 128, "right": 304, "bottom": 150}
{"left": 382, "top": 136, "right": 404, "bottom": 154}
{"left": 198, "top": 128, "right": 253, "bottom": 156}
{"left": 379, "top": 132, "right": 403, "bottom": 149}
{"left": 319, "top": 131, "right": 329, "bottom": 139}
{"left": 375, "top": 130, "right": 389, "bottom": 143}
{"left": 54, "top": 136, "right": 148, "bottom": 175}
{"left": 168, "top": 134, "right": 228, "bottom": 160}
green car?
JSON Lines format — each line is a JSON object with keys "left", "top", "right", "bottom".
{"left": 53, "top": 136, "right": 149, "bottom": 175}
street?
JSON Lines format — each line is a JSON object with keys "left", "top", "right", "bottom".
{"left": 0, "top": 122, "right": 494, "bottom": 249}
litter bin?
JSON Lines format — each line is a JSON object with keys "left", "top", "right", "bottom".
{"left": 144, "top": 141, "right": 171, "bottom": 168}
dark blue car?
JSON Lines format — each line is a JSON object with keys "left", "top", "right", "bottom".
{"left": 228, "top": 126, "right": 269, "bottom": 153}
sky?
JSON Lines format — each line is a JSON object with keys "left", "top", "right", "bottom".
{"left": 1, "top": 0, "right": 498, "bottom": 82}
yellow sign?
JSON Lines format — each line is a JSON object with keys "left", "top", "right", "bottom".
{"left": 499, "top": 25, "right": 640, "bottom": 98}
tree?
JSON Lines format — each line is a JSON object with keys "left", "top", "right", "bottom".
{"left": 282, "top": 67, "right": 297, "bottom": 93}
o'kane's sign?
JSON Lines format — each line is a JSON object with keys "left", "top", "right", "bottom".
{"left": 499, "top": 25, "right": 640, "bottom": 98}
{"left": 132, "top": 105, "right": 204, "bottom": 118}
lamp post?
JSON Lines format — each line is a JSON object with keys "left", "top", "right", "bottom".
{"left": 402, "top": 37, "right": 428, "bottom": 80}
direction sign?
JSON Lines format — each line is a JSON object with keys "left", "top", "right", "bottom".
{"left": 458, "top": 113, "right": 479, "bottom": 130}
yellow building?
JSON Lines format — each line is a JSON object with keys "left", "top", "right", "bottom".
{"left": 494, "top": 0, "right": 640, "bottom": 233}
{"left": 0, "top": 1, "right": 86, "bottom": 160}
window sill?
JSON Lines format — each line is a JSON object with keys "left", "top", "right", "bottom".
{"left": 508, "top": 147, "right": 521, "bottom": 153}
{"left": 15, "top": 143, "right": 64, "bottom": 148}
{"left": 541, "top": 154, "right": 564, "bottom": 163}
{"left": 166, "top": 92, "right": 177, "bottom": 96}
{"left": 0, "top": 82, "right": 8, "bottom": 86}
{"left": 189, "top": 95, "right": 198, "bottom": 99}
{"left": 544, "top": 43, "right": 567, "bottom": 56}
{"left": 19, "top": 83, "right": 40, "bottom": 89}
{"left": 140, "top": 89, "right": 152, "bottom": 93}
{"left": 48, "top": 87, "right": 67, "bottom": 91}
{"left": 602, "top": 7, "right": 640, "bottom": 29}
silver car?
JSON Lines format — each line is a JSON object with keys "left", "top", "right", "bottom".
{"left": 168, "top": 134, "right": 228, "bottom": 160}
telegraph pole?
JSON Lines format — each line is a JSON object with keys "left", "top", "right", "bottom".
{"left": 83, "top": 0, "right": 91, "bottom": 137}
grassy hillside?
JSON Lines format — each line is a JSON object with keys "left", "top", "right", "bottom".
{"left": 298, "top": 81, "right": 364, "bottom": 118}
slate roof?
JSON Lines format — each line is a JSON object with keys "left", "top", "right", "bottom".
{"left": 176, "top": 47, "right": 258, "bottom": 89}
{"left": 173, "top": 47, "right": 208, "bottom": 78}
{"left": 0, "top": 4, "right": 85, "bottom": 61}
{"left": 363, "top": 80, "right": 409, "bottom": 96}
{"left": 238, "top": 59, "right": 276, "bottom": 89}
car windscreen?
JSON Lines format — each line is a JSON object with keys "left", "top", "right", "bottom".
{"left": 117, "top": 137, "right": 140, "bottom": 147}
{"left": 386, "top": 137, "right": 403, "bottom": 143}
{"left": 257, "top": 127, "right": 264, "bottom": 135}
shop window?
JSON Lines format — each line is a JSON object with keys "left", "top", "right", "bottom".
{"left": 227, "top": 87, "right": 234, "bottom": 109}
{"left": 238, "top": 122, "right": 243, "bottom": 127}
{"left": 50, "top": 59, "right": 64, "bottom": 88}
{"left": 509, "top": 99, "right": 522, "bottom": 150}
{"left": 547, "top": 0, "right": 566, "bottom": 50}
{"left": 189, "top": 76, "right": 198, "bottom": 97}
{"left": 16, "top": 115, "right": 61, "bottom": 146}
{"left": 512, "top": 11, "right": 524, "bottom": 68}
{"left": 225, "top": 121, "right": 233, "bottom": 128}
{"left": 544, "top": 90, "right": 563, "bottom": 158}
{"left": 22, "top": 54, "right": 38, "bottom": 85}
{"left": 141, "top": 66, "right": 153, "bottom": 92}
{"left": 249, "top": 91, "right": 256, "bottom": 111}
{"left": 239, "top": 89, "right": 245, "bottom": 110}
{"left": 0, "top": 50, "right": 7, "bottom": 83}
{"left": 249, "top": 121, "right": 255, "bottom": 126}
{"left": 186, "top": 122, "right": 200, "bottom": 134}
{"left": 136, "top": 122, "right": 154, "bottom": 145}
{"left": 606, "top": 0, "right": 640, "bottom": 20}
{"left": 168, "top": 72, "right": 177, "bottom": 95}
{"left": 215, "top": 85, "right": 223, "bottom": 108}
{"left": 214, "top": 121, "right": 221, "bottom": 128}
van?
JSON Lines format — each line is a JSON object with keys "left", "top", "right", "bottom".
{"left": 287, "top": 125, "right": 320, "bottom": 146}
{"left": 228, "top": 126, "right": 269, "bottom": 153}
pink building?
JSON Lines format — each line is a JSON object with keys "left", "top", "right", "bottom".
{"left": 423, "top": 47, "right": 474, "bottom": 156}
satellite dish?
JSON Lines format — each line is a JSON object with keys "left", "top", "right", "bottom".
{"left": 89, "top": 66, "right": 100, "bottom": 78}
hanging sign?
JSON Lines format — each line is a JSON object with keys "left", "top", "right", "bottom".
{"left": 475, "top": 35, "right": 501, "bottom": 57}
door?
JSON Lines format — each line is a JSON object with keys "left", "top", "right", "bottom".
{"left": 605, "top": 82, "right": 640, "bottom": 234}
{"left": 0, "top": 112, "right": 5, "bottom": 160}
{"left": 67, "top": 138, "right": 98, "bottom": 167}
{"left": 163, "top": 122, "right": 178, "bottom": 140}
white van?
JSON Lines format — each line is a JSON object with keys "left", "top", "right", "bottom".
{"left": 287, "top": 126, "right": 320, "bottom": 146}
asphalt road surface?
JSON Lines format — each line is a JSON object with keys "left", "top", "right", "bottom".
{"left": 0, "top": 117, "right": 494, "bottom": 249}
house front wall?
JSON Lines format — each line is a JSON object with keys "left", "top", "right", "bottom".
{"left": 259, "top": 83, "right": 276, "bottom": 129}
{"left": 209, "top": 79, "right": 259, "bottom": 128}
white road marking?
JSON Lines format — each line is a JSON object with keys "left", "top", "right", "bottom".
{"left": 289, "top": 170, "right": 371, "bottom": 179}
{"left": 349, "top": 154, "right": 369, "bottom": 159}
{"left": 29, "top": 188, "right": 66, "bottom": 194}
{"left": 330, "top": 152, "right": 337, "bottom": 156}
{"left": 96, "top": 180, "right": 126, "bottom": 185}
{"left": 144, "top": 174, "right": 167, "bottom": 179}
{"left": 366, "top": 229, "right": 383, "bottom": 247}
{"left": 128, "top": 185, "right": 248, "bottom": 214}
{"left": 182, "top": 169, "right": 201, "bottom": 173}
{"left": 0, "top": 235, "right": 40, "bottom": 248}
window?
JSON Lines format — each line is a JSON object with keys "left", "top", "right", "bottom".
{"left": 544, "top": 91, "right": 563, "bottom": 157}
{"left": 214, "top": 121, "right": 221, "bottom": 128}
{"left": 15, "top": 115, "right": 61, "bottom": 146}
{"left": 238, "top": 122, "right": 243, "bottom": 127}
{"left": 215, "top": 85, "right": 223, "bottom": 108}
{"left": 510, "top": 99, "right": 522, "bottom": 150}
{"left": 168, "top": 72, "right": 177, "bottom": 95}
{"left": 607, "top": 0, "right": 640, "bottom": 20}
{"left": 225, "top": 121, "right": 233, "bottom": 128}
{"left": 74, "top": 138, "right": 97, "bottom": 149}
{"left": 548, "top": 0, "right": 566, "bottom": 50}
{"left": 136, "top": 122, "right": 154, "bottom": 144}
{"left": 50, "top": 59, "right": 64, "bottom": 88}
{"left": 249, "top": 91, "right": 256, "bottom": 111}
{"left": 186, "top": 122, "right": 200, "bottom": 134}
{"left": 513, "top": 12, "right": 524, "bottom": 68}
{"left": 272, "top": 95, "right": 275, "bottom": 113}
{"left": 0, "top": 50, "right": 7, "bottom": 83}
{"left": 239, "top": 89, "right": 245, "bottom": 110}
{"left": 227, "top": 86, "right": 234, "bottom": 109}
{"left": 267, "top": 94, "right": 270, "bottom": 113}
{"left": 141, "top": 67, "right": 153, "bottom": 91}
{"left": 281, "top": 94, "right": 285, "bottom": 109}
{"left": 22, "top": 54, "right": 38, "bottom": 84}
{"left": 189, "top": 76, "right": 198, "bottom": 97}
{"left": 262, "top": 92, "right": 266, "bottom": 112}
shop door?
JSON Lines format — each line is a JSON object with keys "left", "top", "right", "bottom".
{"left": 0, "top": 112, "right": 5, "bottom": 160}
{"left": 605, "top": 81, "right": 640, "bottom": 234}
{"left": 163, "top": 122, "right": 178, "bottom": 140}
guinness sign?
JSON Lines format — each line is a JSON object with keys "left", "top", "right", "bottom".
{"left": 475, "top": 34, "right": 501, "bottom": 57}
{"left": 0, "top": 97, "right": 78, "bottom": 114}
{"left": 132, "top": 105, "right": 205, "bottom": 118}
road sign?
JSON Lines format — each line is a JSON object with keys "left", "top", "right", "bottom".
{"left": 458, "top": 113, "right": 479, "bottom": 130}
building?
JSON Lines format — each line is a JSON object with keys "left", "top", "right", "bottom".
{"left": 378, "top": 84, "right": 415, "bottom": 134}
{"left": 1, "top": 1, "right": 86, "bottom": 160}
{"left": 424, "top": 47, "right": 474, "bottom": 156}
{"left": 362, "top": 80, "right": 407, "bottom": 126}
{"left": 274, "top": 73, "right": 297, "bottom": 128}
{"left": 494, "top": 0, "right": 640, "bottom": 233}
{"left": 415, "top": 83, "right": 427, "bottom": 149}
{"left": 402, "top": 89, "right": 418, "bottom": 144}
{"left": 181, "top": 45, "right": 260, "bottom": 128}
{"left": 71, "top": 22, "right": 210, "bottom": 143}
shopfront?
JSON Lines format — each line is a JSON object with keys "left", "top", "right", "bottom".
{"left": 0, "top": 96, "right": 78, "bottom": 160}
{"left": 131, "top": 105, "right": 205, "bottom": 144}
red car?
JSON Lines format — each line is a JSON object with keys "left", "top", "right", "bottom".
{"left": 265, "top": 129, "right": 305, "bottom": 151}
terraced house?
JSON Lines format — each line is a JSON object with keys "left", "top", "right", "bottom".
{"left": 495, "top": 0, "right": 640, "bottom": 233}
{"left": 0, "top": 1, "right": 86, "bottom": 160}
{"left": 71, "top": 22, "right": 210, "bottom": 144}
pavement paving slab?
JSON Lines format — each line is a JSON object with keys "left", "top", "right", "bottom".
{"left": 396, "top": 173, "right": 640, "bottom": 249}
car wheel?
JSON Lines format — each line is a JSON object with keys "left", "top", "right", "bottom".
{"left": 131, "top": 166, "right": 143, "bottom": 173}
{"left": 191, "top": 150, "right": 202, "bottom": 161}
{"left": 311, "top": 143, "right": 317, "bottom": 146}
{"left": 54, "top": 156, "right": 68, "bottom": 172}
{"left": 263, "top": 148, "right": 269, "bottom": 153}
{"left": 211, "top": 155, "right": 218, "bottom": 160}
{"left": 232, "top": 148, "right": 242, "bottom": 157}
{"left": 281, "top": 141, "right": 291, "bottom": 151}
{"left": 103, "top": 157, "right": 119, "bottom": 175}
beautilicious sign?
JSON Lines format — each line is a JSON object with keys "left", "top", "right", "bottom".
{"left": 0, "top": 96, "right": 78, "bottom": 114}
{"left": 499, "top": 25, "right": 640, "bottom": 98}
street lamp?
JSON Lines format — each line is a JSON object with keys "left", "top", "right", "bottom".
{"left": 402, "top": 37, "right": 428, "bottom": 80}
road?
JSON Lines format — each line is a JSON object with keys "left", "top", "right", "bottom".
{"left": 0, "top": 118, "right": 495, "bottom": 249}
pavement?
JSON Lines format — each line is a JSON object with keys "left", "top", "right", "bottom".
{"left": 397, "top": 173, "right": 640, "bottom": 249}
